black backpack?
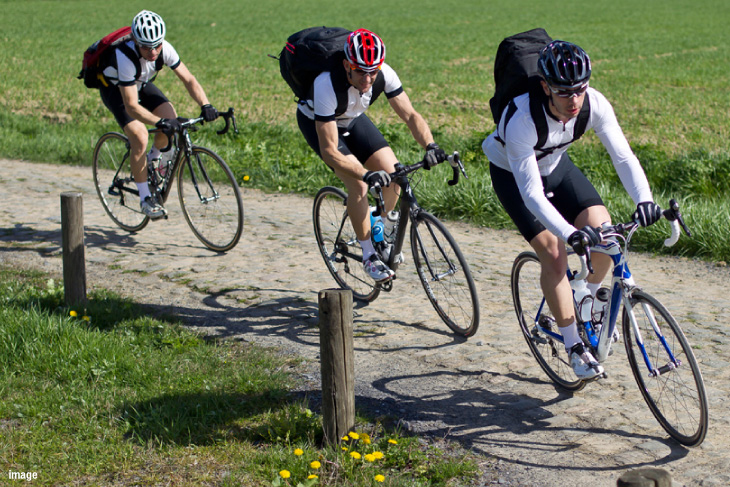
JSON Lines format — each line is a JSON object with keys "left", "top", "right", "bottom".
{"left": 276, "top": 26, "right": 385, "bottom": 116}
{"left": 490, "top": 28, "right": 590, "bottom": 160}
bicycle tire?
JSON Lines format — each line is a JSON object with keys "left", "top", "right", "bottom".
{"left": 622, "top": 290, "right": 708, "bottom": 446}
{"left": 312, "top": 186, "right": 380, "bottom": 302}
{"left": 410, "top": 211, "right": 479, "bottom": 337}
{"left": 177, "top": 146, "right": 244, "bottom": 252}
{"left": 92, "top": 132, "right": 150, "bottom": 233}
{"left": 511, "top": 252, "right": 585, "bottom": 391}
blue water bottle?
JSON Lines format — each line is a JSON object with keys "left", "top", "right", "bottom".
{"left": 370, "top": 207, "right": 384, "bottom": 243}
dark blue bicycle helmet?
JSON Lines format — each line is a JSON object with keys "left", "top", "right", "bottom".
{"left": 538, "top": 40, "right": 591, "bottom": 89}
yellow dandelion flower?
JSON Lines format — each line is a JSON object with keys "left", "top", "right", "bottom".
{"left": 363, "top": 437, "right": 372, "bottom": 445}
{"left": 364, "top": 454, "right": 376, "bottom": 462}
{"left": 341, "top": 435, "right": 350, "bottom": 441}
{"left": 348, "top": 432, "right": 360, "bottom": 440}
{"left": 279, "top": 470, "right": 291, "bottom": 479}
{"left": 294, "top": 448, "right": 304, "bottom": 456}
{"left": 373, "top": 451, "right": 384, "bottom": 459}
{"left": 69, "top": 310, "right": 78, "bottom": 317}
{"left": 341, "top": 446, "right": 348, "bottom": 451}
{"left": 243, "top": 175, "right": 250, "bottom": 181}
{"left": 307, "top": 474, "right": 318, "bottom": 480}
{"left": 310, "top": 461, "right": 321, "bottom": 469}
{"left": 388, "top": 439, "right": 398, "bottom": 445}
{"left": 350, "top": 451, "right": 361, "bottom": 460}
{"left": 374, "top": 474, "right": 385, "bottom": 482}
{"left": 82, "top": 316, "right": 91, "bottom": 321}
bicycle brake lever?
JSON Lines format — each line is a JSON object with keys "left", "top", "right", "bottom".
{"left": 446, "top": 152, "right": 466, "bottom": 186}
{"left": 217, "top": 108, "right": 236, "bottom": 135}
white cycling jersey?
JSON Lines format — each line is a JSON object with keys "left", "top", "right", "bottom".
{"left": 482, "top": 87, "right": 653, "bottom": 241}
{"left": 102, "top": 39, "right": 181, "bottom": 89}
{"left": 297, "top": 62, "right": 403, "bottom": 129}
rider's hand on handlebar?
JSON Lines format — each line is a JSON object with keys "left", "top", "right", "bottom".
{"left": 633, "top": 201, "right": 662, "bottom": 227}
{"left": 155, "top": 117, "right": 182, "bottom": 136}
{"left": 423, "top": 142, "right": 446, "bottom": 170}
{"left": 363, "top": 170, "right": 391, "bottom": 189}
{"left": 200, "top": 104, "right": 219, "bottom": 123}
{"left": 568, "top": 226, "right": 601, "bottom": 256}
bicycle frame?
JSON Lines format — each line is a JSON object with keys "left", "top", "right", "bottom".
{"left": 530, "top": 216, "right": 685, "bottom": 373}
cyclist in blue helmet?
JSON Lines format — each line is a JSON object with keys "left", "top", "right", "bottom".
{"left": 482, "top": 40, "right": 662, "bottom": 380}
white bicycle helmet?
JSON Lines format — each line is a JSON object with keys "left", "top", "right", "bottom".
{"left": 132, "top": 10, "right": 166, "bottom": 47}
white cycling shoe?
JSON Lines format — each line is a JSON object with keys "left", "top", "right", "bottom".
{"left": 363, "top": 255, "right": 394, "bottom": 282}
{"left": 568, "top": 343, "right": 604, "bottom": 380}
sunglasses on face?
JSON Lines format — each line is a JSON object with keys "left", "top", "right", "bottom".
{"left": 138, "top": 43, "right": 162, "bottom": 51}
{"left": 548, "top": 83, "right": 588, "bottom": 98}
{"left": 348, "top": 63, "right": 380, "bottom": 77}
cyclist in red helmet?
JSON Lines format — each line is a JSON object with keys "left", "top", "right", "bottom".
{"left": 297, "top": 28, "right": 446, "bottom": 282}
{"left": 483, "top": 40, "right": 661, "bottom": 380}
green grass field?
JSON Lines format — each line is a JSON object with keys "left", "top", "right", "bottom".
{"left": 1, "top": 0, "right": 729, "bottom": 262}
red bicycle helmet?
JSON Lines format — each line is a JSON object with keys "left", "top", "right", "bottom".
{"left": 344, "top": 29, "right": 386, "bottom": 72}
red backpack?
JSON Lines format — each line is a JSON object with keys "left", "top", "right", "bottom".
{"left": 78, "top": 26, "right": 133, "bottom": 89}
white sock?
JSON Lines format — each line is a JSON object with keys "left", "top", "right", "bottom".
{"left": 137, "top": 182, "right": 151, "bottom": 202}
{"left": 359, "top": 239, "right": 376, "bottom": 262}
{"left": 560, "top": 322, "right": 581, "bottom": 351}
{"left": 147, "top": 147, "right": 161, "bottom": 161}
{"left": 587, "top": 281, "right": 601, "bottom": 296}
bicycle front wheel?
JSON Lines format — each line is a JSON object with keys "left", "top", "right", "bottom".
{"left": 511, "top": 252, "right": 585, "bottom": 391}
{"left": 92, "top": 132, "right": 149, "bottom": 233}
{"left": 312, "top": 187, "right": 380, "bottom": 302}
{"left": 410, "top": 211, "right": 479, "bottom": 337}
{"left": 177, "top": 147, "right": 244, "bottom": 252}
{"left": 623, "top": 290, "right": 708, "bottom": 446}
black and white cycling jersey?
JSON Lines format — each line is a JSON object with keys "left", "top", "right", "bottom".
{"left": 102, "top": 39, "right": 181, "bottom": 89}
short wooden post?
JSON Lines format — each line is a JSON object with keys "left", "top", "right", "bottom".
{"left": 318, "top": 289, "right": 355, "bottom": 445}
{"left": 617, "top": 467, "right": 673, "bottom": 487}
{"left": 61, "top": 192, "right": 87, "bottom": 307}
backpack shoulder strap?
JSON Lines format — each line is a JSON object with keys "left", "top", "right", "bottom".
{"left": 528, "top": 89, "right": 549, "bottom": 150}
{"left": 117, "top": 42, "right": 142, "bottom": 80}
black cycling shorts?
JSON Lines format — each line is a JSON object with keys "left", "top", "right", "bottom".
{"left": 99, "top": 82, "right": 169, "bottom": 129}
{"left": 296, "top": 110, "right": 389, "bottom": 165}
{"left": 490, "top": 152, "right": 604, "bottom": 242}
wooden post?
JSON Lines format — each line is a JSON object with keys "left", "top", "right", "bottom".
{"left": 61, "top": 192, "right": 87, "bottom": 307}
{"left": 318, "top": 289, "right": 355, "bottom": 445}
{"left": 617, "top": 467, "right": 673, "bottom": 487}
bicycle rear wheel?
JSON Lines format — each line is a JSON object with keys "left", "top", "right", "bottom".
{"left": 313, "top": 186, "right": 380, "bottom": 302}
{"left": 622, "top": 290, "right": 708, "bottom": 446}
{"left": 177, "top": 146, "right": 244, "bottom": 252}
{"left": 410, "top": 211, "right": 479, "bottom": 337}
{"left": 511, "top": 252, "right": 585, "bottom": 391}
{"left": 92, "top": 132, "right": 149, "bottom": 232}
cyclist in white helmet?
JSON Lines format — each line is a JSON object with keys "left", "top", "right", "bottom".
{"left": 98, "top": 10, "right": 220, "bottom": 219}
{"left": 297, "top": 28, "right": 446, "bottom": 282}
{"left": 482, "top": 40, "right": 661, "bottom": 380}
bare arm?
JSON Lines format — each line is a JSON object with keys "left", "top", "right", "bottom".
{"left": 388, "top": 91, "right": 435, "bottom": 149}
{"left": 316, "top": 120, "right": 367, "bottom": 180}
{"left": 172, "top": 61, "right": 210, "bottom": 108}
{"left": 120, "top": 85, "right": 160, "bottom": 125}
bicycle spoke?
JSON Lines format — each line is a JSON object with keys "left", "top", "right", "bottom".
{"left": 411, "top": 211, "right": 479, "bottom": 337}
{"left": 177, "top": 147, "right": 243, "bottom": 252}
{"left": 313, "top": 187, "right": 379, "bottom": 302}
{"left": 92, "top": 132, "right": 149, "bottom": 232}
{"left": 511, "top": 252, "right": 585, "bottom": 391}
{"left": 623, "top": 290, "right": 708, "bottom": 446}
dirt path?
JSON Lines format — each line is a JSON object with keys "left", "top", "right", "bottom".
{"left": 1, "top": 158, "right": 729, "bottom": 487}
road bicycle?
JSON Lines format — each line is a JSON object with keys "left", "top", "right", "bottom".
{"left": 92, "top": 108, "right": 243, "bottom": 252}
{"left": 510, "top": 200, "right": 708, "bottom": 446}
{"left": 313, "top": 152, "right": 480, "bottom": 337}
